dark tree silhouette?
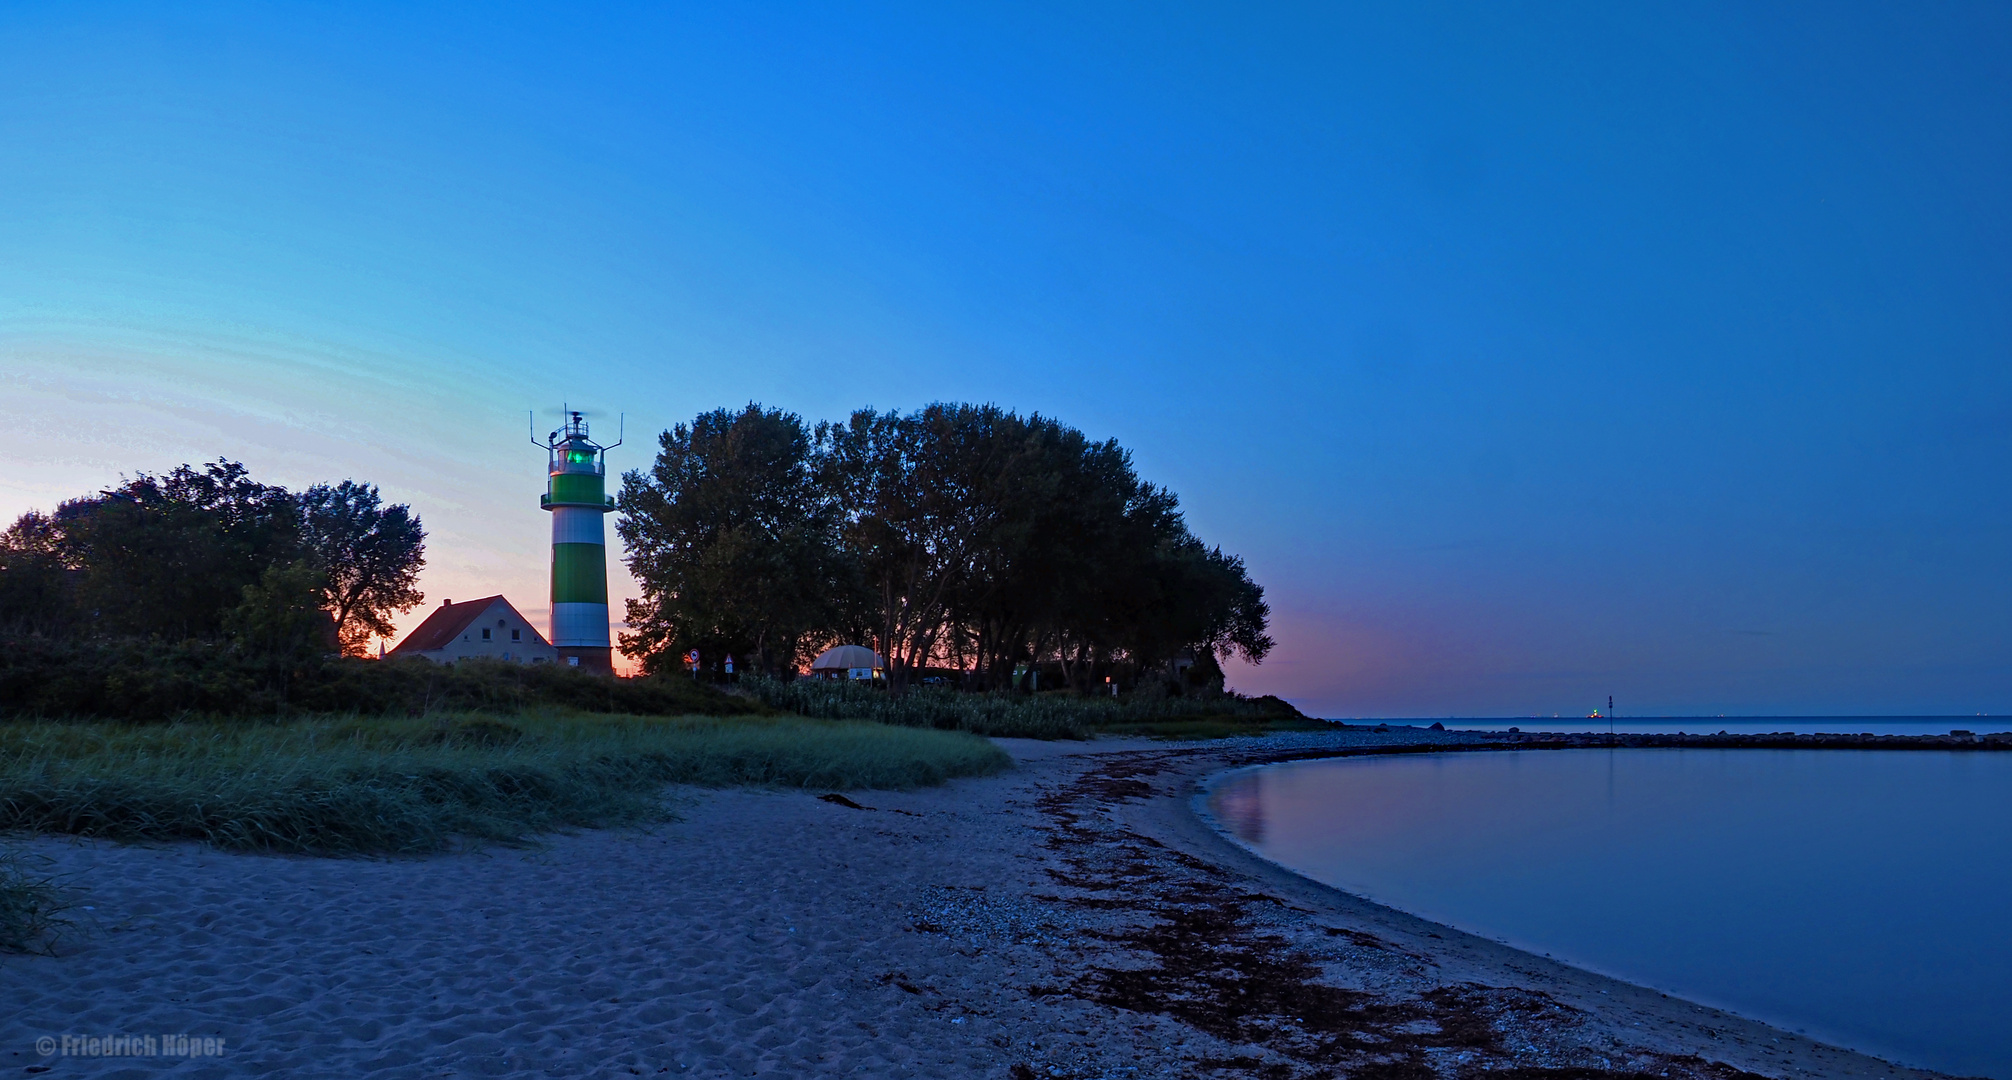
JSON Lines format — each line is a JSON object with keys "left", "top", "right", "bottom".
{"left": 618, "top": 404, "right": 851, "bottom": 676}
{"left": 0, "top": 461, "right": 426, "bottom": 659}
{"left": 620, "top": 402, "right": 1273, "bottom": 694}
{"left": 299, "top": 480, "right": 426, "bottom": 656}
{"left": 0, "top": 512, "right": 76, "bottom": 636}
{"left": 54, "top": 460, "right": 301, "bottom": 641}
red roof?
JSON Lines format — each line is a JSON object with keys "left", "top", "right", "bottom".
{"left": 389, "top": 596, "right": 548, "bottom": 655}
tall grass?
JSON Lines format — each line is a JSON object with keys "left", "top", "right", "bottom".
{"left": 0, "top": 845, "right": 68, "bottom": 953}
{"left": 0, "top": 712, "right": 1009, "bottom": 855}
{"left": 742, "top": 676, "right": 1304, "bottom": 739}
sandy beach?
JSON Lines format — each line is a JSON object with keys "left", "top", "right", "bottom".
{"left": 0, "top": 731, "right": 1958, "bottom": 1079}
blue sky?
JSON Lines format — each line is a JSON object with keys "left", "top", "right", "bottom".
{"left": 1, "top": 2, "right": 2007, "bottom": 716}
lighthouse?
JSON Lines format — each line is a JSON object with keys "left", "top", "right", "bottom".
{"left": 538, "top": 409, "right": 620, "bottom": 672}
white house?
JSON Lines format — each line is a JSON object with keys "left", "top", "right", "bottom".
{"left": 386, "top": 596, "right": 559, "bottom": 665}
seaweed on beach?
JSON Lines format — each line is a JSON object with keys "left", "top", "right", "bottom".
{"left": 1026, "top": 751, "right": 1775, "bottom": 1080}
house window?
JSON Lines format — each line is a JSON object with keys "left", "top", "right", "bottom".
{"left": 511, "top": 629, "right": 521, "bottom": 641}
{"left": 482, "top": 628, "right": 491, "bottom": 640}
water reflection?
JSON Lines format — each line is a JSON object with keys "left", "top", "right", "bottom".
{"left": 1211, "top": 773, "right": 1266, "bottom": 843}
{"left": 1208, "top": 749, "right": 2012, "bottom": 1079}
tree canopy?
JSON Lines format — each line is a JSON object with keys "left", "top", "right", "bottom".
{"left": 617, "top": 404, "right": 851, "bottom": 676}
{"left": 55, "top": 460, "right": 301, "bottom": 641}
{"left": 0, "top": 460, "right": 426, "bottom": 657}
{"left": 619, "top": 403, "right": 1272, "bottom": 692}
{"left": 300, "top": 480, "right": 427, "bottom": 655}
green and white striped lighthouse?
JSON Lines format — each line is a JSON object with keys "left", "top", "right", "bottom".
{"left": 538, "top": 409, "right": 620, "bottom": 673}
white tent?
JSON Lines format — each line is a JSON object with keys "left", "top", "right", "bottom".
{"left": 809, "top": 645, "right": 884, "bottom": 680}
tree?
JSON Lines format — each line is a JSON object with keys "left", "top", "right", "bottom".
{"left": 617, "top": 404, "right": 849, "bottom": 675}
{"left": 1114, "top": 533, "right": 1274, "bottom": 680}
{"left": 5, "top": 462, "right": 426, "bottom": 651}
{"left": 936, "top": 415, "right": 1135, "bottom": 690}
{"left": 820, "top": 404, "right": 1041, "bottom": 691}
{"left": 223, "top": 560, "right": 340, "bottom": 704}
{"left": 0, "top": 512, "right": 77, "bottom": 636}
{"left": 56, "top": 460, "right": 301, "bottom": 640}
{"left": 225, "top": 560, "right": 340, "bottom": 660}
{"left": 616, "top": 401, "right": 1276, "bottom": 694}
{"left": 299, "top": 481, "right": 426, "bottom": 655}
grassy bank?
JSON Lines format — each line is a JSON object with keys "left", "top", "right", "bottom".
{"left": 0, "top": 638, "right": 764, "bottom": 721}
{"left": 0, "top": 712, "right": 1009, "bottom": 855}
{"left": 742, "top": 676, "right": 1313, "bottom": 739}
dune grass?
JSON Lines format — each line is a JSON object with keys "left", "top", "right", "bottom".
{"left": 0, "top": 845, "right": 68, "bottom": 953}
{"left": 743, "top": 675, "right": 1314, "bottom": 739}
{"left": 0, "top": 712, "right": 1009, "bottom": 856}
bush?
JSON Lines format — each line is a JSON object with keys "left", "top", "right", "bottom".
{"left": 0, "top": 636, "right": 763, "bottom": 721}
{"left": 303, "top": 656, "right": 769, "bottom": 717}
{"left": 740, "top": 676, "right": 1304, "bottom": 739}
{"left": 0, "top": 711, "right": 1010, "bottom": 855}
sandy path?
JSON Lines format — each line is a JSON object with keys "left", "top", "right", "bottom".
{"left": 0, "top": 732, "right": 1955, "bottom": 1079}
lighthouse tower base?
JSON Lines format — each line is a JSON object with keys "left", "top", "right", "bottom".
{"left": 556, "top": 646, "right": 614, "bottom": 674}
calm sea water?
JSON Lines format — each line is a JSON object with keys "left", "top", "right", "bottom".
{"left": 1208, "top": 750, "right": 2012, "bottom": 1078}
{"left": 1423, "top": 718, "right": 2006, "bottom": 736}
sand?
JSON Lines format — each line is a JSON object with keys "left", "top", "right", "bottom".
{"left": 0, "top": 731, "right": 1959, "bottom": 1079}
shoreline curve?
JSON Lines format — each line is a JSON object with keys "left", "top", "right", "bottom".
{"left": 1099, "top": 731, "right": 1966, "bottom": 1079}
{"left": 1183, "top": 749, "right": 1942, "bottom": 1076}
